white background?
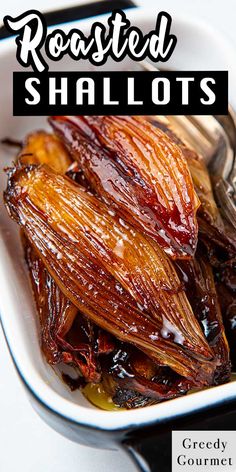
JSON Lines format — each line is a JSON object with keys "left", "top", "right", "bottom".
{"left": 1, "top": 1, "right": 236, "bottom": 471}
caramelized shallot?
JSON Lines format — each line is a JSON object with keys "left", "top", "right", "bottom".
{"left": 50, "top": 115, "right": 200, "bottom": 259}
{"left": 4, "top": 115, "right": 235, "bottom": 409}
{"left": 4, "top": 164, "right": 215, "bottom": 384}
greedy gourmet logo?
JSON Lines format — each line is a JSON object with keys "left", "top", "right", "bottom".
{"left": 3, "top": 9, "right": 228, "bottom": 116}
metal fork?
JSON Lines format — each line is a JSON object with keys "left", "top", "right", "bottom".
{"left": 139, "top": 61, "right": 236, "bottom": 229}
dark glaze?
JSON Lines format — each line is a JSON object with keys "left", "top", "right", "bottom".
{"left": 4, "top": 164, "right": 216, "bottom": 385}
{"left": 49, "top": 115, "right": 199, "bottom": 259}
{"left": 5, "top": 122, "right": 236, "bottom": 409}
{"left": 198, "top": 217, "right": 236, "bottom": 267}
{"left": 150, "top": 118, "right": 225, "bottom": 231}
{"left": 23, "top": 232, "right": 116, "bottom": 383}
{"left": 59, "top": 316, "right": 115, "bottom": 382}
{"left": 175, "top": 253, "right": 230, "bottom": 384}
{"left": 101, "top": 345, "right": 192, "bottom": 408}
{"left": 215, "top": 260, "right": 236, "bottom": 369}
{"left": 22, "top": 232, "right": 78, "bottom": 364}
{"left": 19, "top": 133, "right": 107, "bottom": 382}
{"left": 66, "top": 161, "right": 92, "bottom": 190}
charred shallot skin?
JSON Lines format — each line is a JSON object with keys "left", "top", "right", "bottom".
{"left": 176, "top": 254, "right": 230, "bottom": 385}
{"left": 50, "top": 115, "right": 200, "bottom": 259}
{"left": 23, "top": 234, "right": 114, "bottom": 383}
{"left": 22, "top": 232, "right": 78, "bottom": 364}
{"left": 4, "top": 164, "right": 216, "bottom": 385}
{"left": 101, "top": 346, "right": 193, "bottom": 408}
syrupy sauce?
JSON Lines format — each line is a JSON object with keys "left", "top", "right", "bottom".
{"left": 50, "top": 115, "right": 198, "bottom": 259}
{"left": 7, "top": 118, "right": 236, "bottom": 410}
{"left": 175, "top": 257, "right": 222, "bottom": 346}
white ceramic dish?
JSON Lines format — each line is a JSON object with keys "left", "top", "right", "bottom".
{"left": 1, "top": 5, "right": 236, "bottom": 470}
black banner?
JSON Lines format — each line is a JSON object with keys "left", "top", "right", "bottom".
{"left": 13, "top": 71, "right": 228, "bottom": 115}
